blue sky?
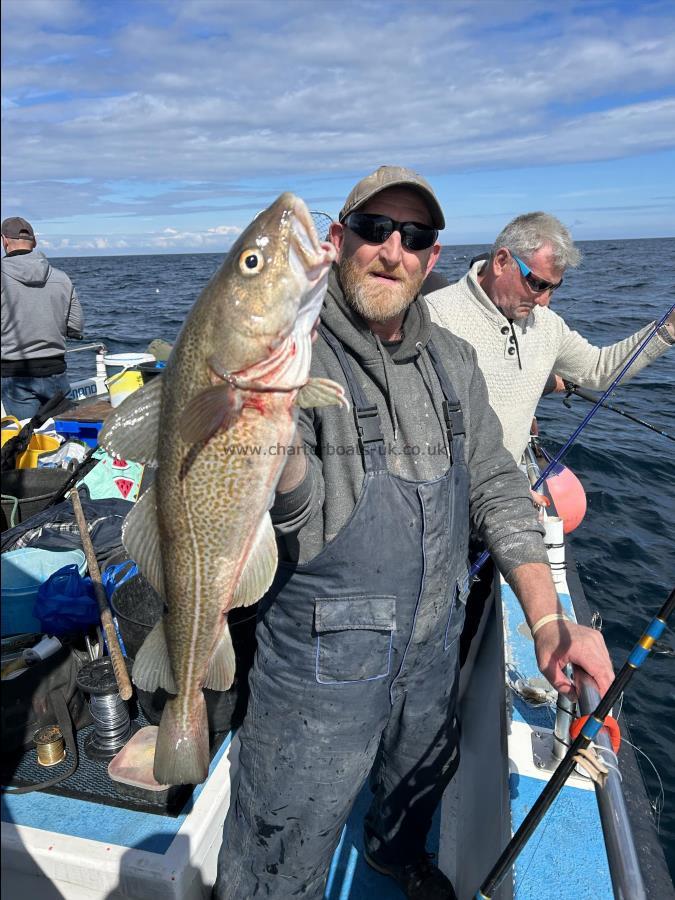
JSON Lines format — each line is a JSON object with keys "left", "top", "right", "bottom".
{"left": 1, "top": 0, "right": 674, "bottom": 255}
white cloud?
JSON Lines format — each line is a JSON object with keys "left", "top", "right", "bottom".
{"left": 1, "top": 0, "right": 674, "bottom": 247}
{"left": 41, "top": 222, "right": 242, "bottom": 254}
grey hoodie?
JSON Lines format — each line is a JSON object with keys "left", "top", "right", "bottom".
{"left": 1, "top": 250, "right": 83, "bottom": 373}
{"left": 271, "top": 268, "right": 548, "bottom": 578}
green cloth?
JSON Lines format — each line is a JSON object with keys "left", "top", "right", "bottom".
{"left": 79, "top": 448, "right": 144, "bottom": 502}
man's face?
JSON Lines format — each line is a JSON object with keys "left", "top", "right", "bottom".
{"left": 489, "top": 244, "right": 564, "bottom": 320}
{"left": 330, "top": 187, "right": 440, "bottom": 324}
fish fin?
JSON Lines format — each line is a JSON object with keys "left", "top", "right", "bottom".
{"left": 295, "top": 377, "right": 350, "bottom": 411}
{"left": 232, "top": 512, "right": 277, "bottom": 608}
{"left": 122, "top": 483, "right": 165, "bottom": 597}
{"left": 131, "top": 619, "right": 177, "bottom": 694}
{"left": 179, "top": 384, "right": 242, "bottom": 443}
{"left": 98, "top": 376, "right": 162, "bottom": 466}
{"left": 153, "top": 693, "right": 210, "bottom": 785}
{"left": 203, "top": 619, "right": 236, "bottom": 691}
{"left": 207, "top": 354, "right": 229, "bottom": 379}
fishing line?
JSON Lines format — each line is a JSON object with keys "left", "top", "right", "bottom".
{"left": 621, "top": 737, "right": 665, "bottom": 831}
{"left": 86, "top": 693, "right": 133, "bottom": 759}
{"left": 76, "top": 657, "right": 135, "bottom": 760}
{"left": 229, "top": 612, "right": 258, "bottom": 627}
{"left": 512, "top": 792, "right": 567, "bottom": 899}
{"left": 470, "top": 303, "right": 675, "bottom": 579}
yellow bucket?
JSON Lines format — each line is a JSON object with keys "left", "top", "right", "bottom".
{"left": 2, "top": 417, "right": 61, "bottom": 468}
{"left": 1, "top": 416, "right": 21, "bottom": 447}
{"left": 16, "top": 433, "right": 61, "bottom": 469}
{"left": 104, "top": 353, "right": 156, "bottom": 408}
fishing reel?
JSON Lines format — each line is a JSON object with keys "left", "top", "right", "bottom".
{"left": 562, "top": 380, "right": 577, "bottom": 408}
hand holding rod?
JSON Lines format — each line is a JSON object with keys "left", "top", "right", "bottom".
{"left": 70, "top": 487, "right": 133, "bottom": 700}
{"left": 470, "top": 303, "right": 675, "bottom": 580}
{"left": 475, "top": 586, "right": 675, "bottom": 899}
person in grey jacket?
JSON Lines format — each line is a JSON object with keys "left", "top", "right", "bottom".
{"left": 214, "top": 168, "right": 613, "bottom": 900}
{"left": 1, "top": 216, "right": 84, "bottom": 419}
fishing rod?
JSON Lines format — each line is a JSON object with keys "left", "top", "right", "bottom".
{"left": 470, "top": 303, "right": 675, "bottom": 578}
{"left": 563, "top": 381, "right": 675, "bottom": 443}
{"left": 475, "top": 586, "right": 675, "bottom": 899}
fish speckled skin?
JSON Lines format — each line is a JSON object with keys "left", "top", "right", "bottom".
{"left": 99, "top": 194, "right": 346, "bottom": 784}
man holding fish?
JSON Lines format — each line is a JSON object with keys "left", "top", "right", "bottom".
{"left": 208, "top": 167, "right": 614, "bottom": 899}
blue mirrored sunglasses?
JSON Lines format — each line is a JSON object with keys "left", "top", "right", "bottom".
{"left": 512, "top": 253, "right": 563, "bottom": 294}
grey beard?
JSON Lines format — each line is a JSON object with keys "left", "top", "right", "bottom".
{"left": 339, "top": 258, "right": 421, "bottom": 324}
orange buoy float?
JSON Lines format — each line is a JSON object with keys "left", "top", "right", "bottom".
{"left": 569, "top": 714, "right": 621, "bottom": 754}
{"left": 540, "top": 448, "right": 587, "bottom": 533}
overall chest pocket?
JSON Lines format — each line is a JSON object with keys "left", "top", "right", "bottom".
{"left": 444, "top": 568, "right": 471, "bottom": 651}
{"left": 314, "top": 596, "right": 396, "bottom": 684}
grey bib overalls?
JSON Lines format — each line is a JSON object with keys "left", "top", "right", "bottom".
{"left": 215, "top": 331, "right": 471, "bottom": 899}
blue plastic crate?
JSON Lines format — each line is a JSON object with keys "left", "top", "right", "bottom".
{"left": 1, "top": 547, "right": 87, "bottom": 635}
{"left": 54, "top": 418, "right": 103, "bottom": 448}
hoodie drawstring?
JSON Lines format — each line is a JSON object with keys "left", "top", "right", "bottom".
{"left": 374, "top": 335, "right": 400, "bottom": 440}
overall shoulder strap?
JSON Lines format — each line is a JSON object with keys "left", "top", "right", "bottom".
{"left": 319, "top": 325, "right": 387, "bottom": 473}
{"left": 425, "top": 339, "right": 465, "bottom": 465}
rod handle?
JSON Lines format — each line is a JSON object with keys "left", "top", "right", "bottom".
{"left": 70, "top": 488, "right": 133, "bottom": 700}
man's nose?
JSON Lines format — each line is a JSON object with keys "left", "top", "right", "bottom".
{"left": 535, "top": 290, "right": 553, "bottom": 307}
{"left": 378, "top": 230, "right": 404, "bottom": 265}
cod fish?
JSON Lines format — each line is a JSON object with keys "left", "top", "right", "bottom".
{"left": 98, "top": 194, "right": 347, "bottom": 785}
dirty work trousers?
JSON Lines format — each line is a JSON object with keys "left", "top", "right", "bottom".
{"left": 214, "top": 336, "right": 470, "bottom": 899}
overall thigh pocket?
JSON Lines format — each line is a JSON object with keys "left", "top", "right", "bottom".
{"left": 314, "top": 596, "right": 396, "bottom": 684}
{"left": 444, "top": 567, "right": 471, "bottom": 651}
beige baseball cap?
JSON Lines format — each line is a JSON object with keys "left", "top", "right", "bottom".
{"left": 339, "top": 165, "right": 445, "bottom": 229}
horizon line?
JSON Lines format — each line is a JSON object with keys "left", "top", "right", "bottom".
{"left": 43, "top": 233, "right": 675, "bottom": 261}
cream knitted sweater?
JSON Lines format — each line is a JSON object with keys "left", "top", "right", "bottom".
{"left": 427, "top": 262, "right": 671, "bottom": 462}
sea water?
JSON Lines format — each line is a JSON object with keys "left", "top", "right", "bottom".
{"left": 56, "top": 236, "right": 675, "bottom": 878}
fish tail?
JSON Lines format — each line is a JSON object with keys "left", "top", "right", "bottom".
{"left": 153, "top": 693, "right": 210, "bottom": 786}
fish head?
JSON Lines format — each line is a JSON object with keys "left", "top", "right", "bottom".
{"left": 211, "top": 193, "right": 336, "bottom": 372}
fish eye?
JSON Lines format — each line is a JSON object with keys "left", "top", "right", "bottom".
{"left": 239, "top": 248, "right": 265, "bottom": 276}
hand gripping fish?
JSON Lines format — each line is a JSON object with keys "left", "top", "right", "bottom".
{"left": 98, "top": 194, "right": 347, "bottom": 785}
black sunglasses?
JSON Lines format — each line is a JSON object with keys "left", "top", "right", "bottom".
{"left": 512, "top": 253, "right": 563, "bottom": 294}
{"left": 342, "top": 212, "right": 438, "bottom": 251}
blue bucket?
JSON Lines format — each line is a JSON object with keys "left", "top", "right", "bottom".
{"left": 1, "top": 547, "right": 87, "bottom": 635}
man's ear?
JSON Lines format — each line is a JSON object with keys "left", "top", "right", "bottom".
{"left": 328, "top": 222, "right": 345, "bottom": 259}
{"left": 492, "top": 247, "right": 510, "bottom": 276}
{"left": 424, "top": 242, "right": 442, "bottom": 277}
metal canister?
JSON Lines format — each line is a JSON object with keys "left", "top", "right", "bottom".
{"left": 34, "top": 725, "right": 66, "bottom": 767}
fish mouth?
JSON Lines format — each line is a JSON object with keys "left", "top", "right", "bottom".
{"left": 289, "top": 198, "right": 336, "bottom": 287}
{"left": 288, "top": 198, "right": 336, "bottom": 333}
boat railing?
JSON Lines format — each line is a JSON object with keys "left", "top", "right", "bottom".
{"left": 65, "top": 342, "right": 109, "bottom": 402}
{"left": 65, "top": 341, "right": 107, "bottom": 355}
{"left": 524, "top": 440, "right": 647, "bottom": 899}
{"left": 575, "top": 671, "right": 647, "bottom": 900}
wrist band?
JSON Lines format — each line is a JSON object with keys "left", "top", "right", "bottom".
{"left": 530, "top": 612, "right": 570, "bottom": 636}
{"left": 656, "top": 322, "right": 675, "bottom": 346}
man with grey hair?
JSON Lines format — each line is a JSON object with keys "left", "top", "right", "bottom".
{"left": 1, "top": 216, "right": 84, "bottom": 419}
{"left": 427, "top": 211, "right": 674, "bottom": 463}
